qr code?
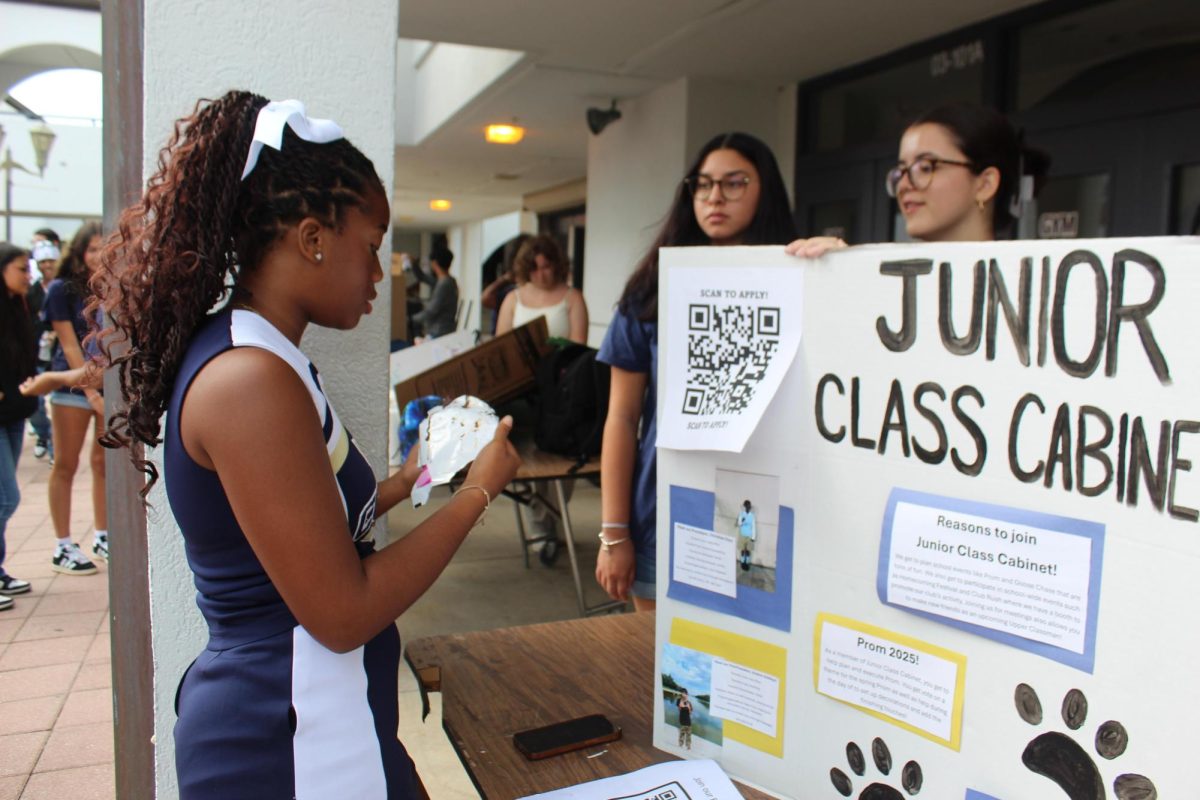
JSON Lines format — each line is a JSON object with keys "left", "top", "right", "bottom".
{"left": 648, "top": 792, "right": 678, "bottom": 800}
{"left": 682, "top": 304, "right": 781, "bottom": 415}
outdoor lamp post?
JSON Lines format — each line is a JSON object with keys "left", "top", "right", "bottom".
{"left": 0, "top": 120, "right": 58, "bottom": 241}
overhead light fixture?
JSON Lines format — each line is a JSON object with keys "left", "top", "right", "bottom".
{"left": 485, "top": 123, "right": 525, "bottom": 144}
{"left": 429, "top": 199, "right": 452, "bottom": 211}
{"left": 586, "top": 100, "right": 621, "bottom": 136}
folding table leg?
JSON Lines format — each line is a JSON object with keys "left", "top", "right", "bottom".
{"left": 554, "top": 478, "right": 625, "bottom": 616}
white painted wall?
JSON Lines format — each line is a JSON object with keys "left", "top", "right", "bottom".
{"left": 401, "top": 40, "right": 525, "bottom": 145}
{"left": 582, "top": 77, "right": 797, "bottom": 345}
{"left": 141, "top": 1, "right": 397, "bottom": 795}
{"left": 582, "top": 78, "right": 689, "bottom": 346}
{"left": 0, "top": 111, "right": 103, "bottom": 245}
{"left": 0, "top": 1, "right": 101, "bottom": 91}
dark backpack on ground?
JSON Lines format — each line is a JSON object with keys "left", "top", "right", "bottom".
{"left": 533, "top": 343, "right": 610, "bottom": 465}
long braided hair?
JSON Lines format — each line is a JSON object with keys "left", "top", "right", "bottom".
{"left": 91, "top": 90, "right": 385, "bottom": 491}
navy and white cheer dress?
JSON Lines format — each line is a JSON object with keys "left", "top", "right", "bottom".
{"left": 165, "top": 308, "right": 418, "bottom": 799}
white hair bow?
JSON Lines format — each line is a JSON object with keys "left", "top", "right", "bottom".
{"left": 241, "top": 99, "right": 344, "bottom": 180}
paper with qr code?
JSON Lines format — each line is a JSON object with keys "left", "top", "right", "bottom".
{"left": 658, "top": 248, "right": 804, "bottom": 452}
{"left": 517, "top": 758, "right": 743, "bottom": 799}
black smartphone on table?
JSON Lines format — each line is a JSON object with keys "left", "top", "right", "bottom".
{"left": 512, "top": 713, "right": 622, "bottom": 760}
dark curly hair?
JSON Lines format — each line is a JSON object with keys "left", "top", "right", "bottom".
{"left": 57, "top": 222, "right": 102, "bottom": 299}
{"left": 512, "top": 234, "right": 568, "bottom": 285}
{"left": 619, "top": 132, "right": 796, "bottom": 321}
{"left": 91, "top": 90, "right": 385, "bottom": 493}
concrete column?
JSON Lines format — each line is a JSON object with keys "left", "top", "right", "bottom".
{"left": 139, "top": 1, "right": 397, "bottom": 796}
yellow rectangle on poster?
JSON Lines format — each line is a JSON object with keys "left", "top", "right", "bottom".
{"left": 813, "top": 613, "right": 966, "bottom": 750}
{"left": 670, "top": 618, "right": 786, "bottom": 757}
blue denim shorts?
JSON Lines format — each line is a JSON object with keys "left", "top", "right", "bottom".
{"left": 50, "top": 390, "right": 92, "bottom": 411}
{"left": 631, "top": 547, "right": 657, "bottom": 599}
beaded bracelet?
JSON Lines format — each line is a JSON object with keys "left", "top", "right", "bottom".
{"left": 453, "top": 484, "right": 491, "bottom": 527}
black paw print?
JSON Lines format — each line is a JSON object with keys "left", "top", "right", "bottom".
{"left": 830, "top": 737, "right": 922, "bottom": 798}
{"left": 1015, "top": 683, "right": 1157, "bottom": 800}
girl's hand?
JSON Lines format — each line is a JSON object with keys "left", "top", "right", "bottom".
{"left": 595, "top": 539, "right": 635, "bottom": 601}
{"left": 784, "top": 236, "right": 848, "bottom": 259}
{"left": 399, "top": 443, "right": 422, "bottom": 489}
{"left": 463, "top": 415, "right": 521, "bottom": 498}
{"left": 19, "top": 372, "right": 62, "bottom": 396}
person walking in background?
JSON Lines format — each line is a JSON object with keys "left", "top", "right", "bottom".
{"left": 0, "top": 244, "right": 39, "bottom": 608}
{"left": 495, "top": 234, "right": 588, "bottom": 344}
{"left": 412, "top": 244, "right": 458, "bottom": 338}
{"left": 26, "top": 237, "right": 60, "bottom": 460}
{"left": 595, "top": 132, "right": 798, "bottom": 610}
{"left": 42, "top": 223, "right": 106, "bottom": 574}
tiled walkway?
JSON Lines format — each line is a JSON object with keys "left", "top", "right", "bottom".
{"left": 0, "top": 434, "right": 115, "bottom": 800}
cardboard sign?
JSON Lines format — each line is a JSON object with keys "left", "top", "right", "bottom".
{"left": 392, "top": 316, "right": 549, "bottom": 411}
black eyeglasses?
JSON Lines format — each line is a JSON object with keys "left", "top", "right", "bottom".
{"left": 885, "top": 156, "right": 974, "bottom": 197}
{"left": 684, "top": 173, "right": 752, "bottom": 201}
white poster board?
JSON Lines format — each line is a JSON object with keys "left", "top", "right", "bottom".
{"left": 654, "top": 239, "right": 1198, "bottom": 799}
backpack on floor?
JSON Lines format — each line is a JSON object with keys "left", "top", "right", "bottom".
{"left": 533, "top": 343, "right": 610, "bottom": 466}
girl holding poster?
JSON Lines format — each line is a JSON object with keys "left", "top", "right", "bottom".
{"left": 786, "top": 104, "right": 1048, "bottom": 250}
{"left": 595, "top": 132, "right": 803, "bottom": 609}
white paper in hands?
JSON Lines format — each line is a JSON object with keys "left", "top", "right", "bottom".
{"left": 410, "top": 396, "right": 499, "bottom": 508}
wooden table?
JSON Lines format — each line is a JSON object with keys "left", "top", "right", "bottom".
{"left": 505, "top": 440, "right": 624, "bottom": 617}
{"left": 405, "top": 612, "right": 773, "bottom": 799}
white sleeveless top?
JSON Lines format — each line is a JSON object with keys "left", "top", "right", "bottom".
{"left": 513, "top": 289, "right": 572, "bottom": 339}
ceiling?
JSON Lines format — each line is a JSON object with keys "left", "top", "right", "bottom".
{"left": 394, "top": 0, "right": 1043, "bottom": 228}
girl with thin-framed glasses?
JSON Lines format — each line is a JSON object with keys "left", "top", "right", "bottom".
{"left": 887, "top": 104, "right": 1049, "bottom": 242}
{"left": 786, "top": 103, "right": 1049, "bottom": 258}
{"left": 594, "top": 132, "right": 797, "bottom": 610}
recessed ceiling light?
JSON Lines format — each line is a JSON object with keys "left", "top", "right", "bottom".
{"left": 485, "top": 124, "right": 525, "bottom": 144}
{"left": 429, "top": 199, "right": 452, "bottom": 211}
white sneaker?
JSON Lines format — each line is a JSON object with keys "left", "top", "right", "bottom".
{"left": 51, "top": 543, "right": 97, "bottom": 575}
{"left": 92, "top": 533, "right": 109, "bottom": 563}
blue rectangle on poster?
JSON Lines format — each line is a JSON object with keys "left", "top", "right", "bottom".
{"left": 877, "top": 487, "right": 1104, "bottom": 672}
{"left": 965, "top": 790, "right": 1002, "bottom": 800}
{"left": 667, "top": 484, "right": 792, "bottom": 632}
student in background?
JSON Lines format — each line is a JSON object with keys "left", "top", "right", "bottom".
{"left": 412, "top": 245, "right": 458, "bottom": 338}
{"left": 0, "top": 244, "right": 37, "bottom": 608}
{"left": 495, "top": 234, "right": 588, "bottom": 344}
{"left": 595, "top": 132, "right": 797, "bottom": 610}
{"left": 43, "top": 223, "right": 106, "bottom": 574}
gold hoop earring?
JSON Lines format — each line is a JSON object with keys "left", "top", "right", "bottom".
{"left": 976, "top": 198, "right": 986, "bottom": 212}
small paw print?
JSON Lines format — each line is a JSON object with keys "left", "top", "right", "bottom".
{"left": 830, "top": 737, "right": 922, "bottom": 798}
{"left": 1015, "top": 683, "right": 1157, "bottom": 800}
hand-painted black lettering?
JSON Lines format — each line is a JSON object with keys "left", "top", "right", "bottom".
{"left": 878, "top": 380, "right": 911, "bottom": 457}
{"left": 912, "top": 382, "right": 948, "bottom": 465}
{"left": 1107, "top": 249, "right": 1170, "bottom": 384}
{"left": 1009, "top": 393, "right": 1046, "bottom": 483}
{"left": 951, "top": 385, "right": 986, "bottom": 476}
{"left": 876, "top": 259, "right": 932, "bottom": 352}
{"left": 986, "top": 257, "right": 1032, "bottom": 365}
{"left": 1044, "top": 403, "right": 1073, "bottom": 491}
{"left": 1037, "top": 256, "right": 1051, "bottom": 368}
{"left": 850, "top": 377, "right": 877, "bottom": 450}
{"left": 1168, "top": 420, "right": 1200, "bottom": 522}
{"left": 1127, "top": 417, "right": 1170, "bottom": 511}
{"left": 1051, "top": 250, "right": 1107, "bottom": 378}
{"left": 938, "top": 260, "right": 985, "bottom": 355}
{"left": 1075, "top": 405, "right": 1113, "bottom": 498}
{"left": 815, "top": 373, "right": 846, "bottom": 443}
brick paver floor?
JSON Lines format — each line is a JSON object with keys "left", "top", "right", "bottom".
{"left": 0, "top": 431, "right": 115, "bottom": 800}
